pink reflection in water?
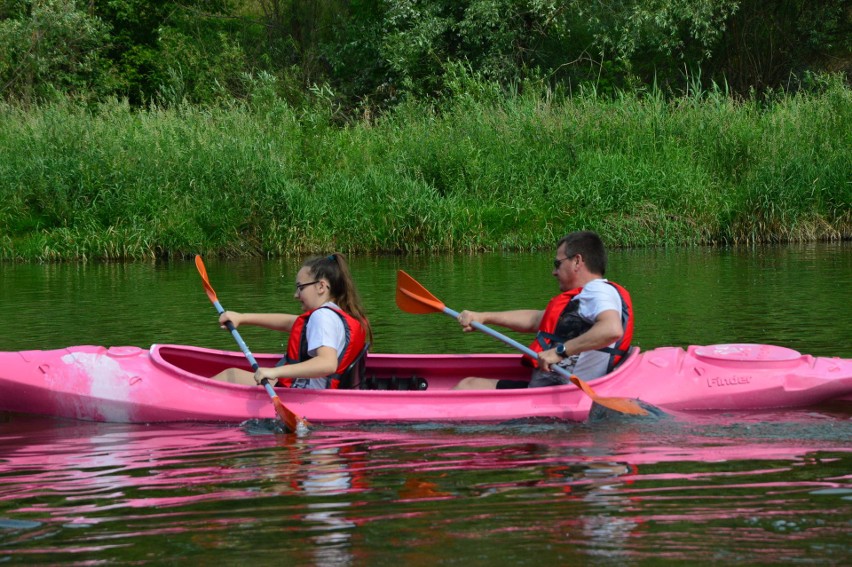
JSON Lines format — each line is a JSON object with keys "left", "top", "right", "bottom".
{"left": 0, "top": 410, "right": 850, "bottom": 563}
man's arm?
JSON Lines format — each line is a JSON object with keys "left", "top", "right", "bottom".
{"left": 457, "top": 309, "right": 544, "bottom": 334}
{"left": 538, "top": 309, "right": 623, "bottom": 370}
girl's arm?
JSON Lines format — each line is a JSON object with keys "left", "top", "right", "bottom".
{"left": 256, "top": 346, "right": 338, "bottom": 382}
{"left": 219, "top": 311, "right": 298, "bottom": 332}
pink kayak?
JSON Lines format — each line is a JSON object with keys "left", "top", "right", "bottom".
{"left": 1, "top": 343, "right": 851, "bottom": 424}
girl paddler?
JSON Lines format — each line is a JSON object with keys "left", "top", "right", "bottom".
{"left": 211, "top": 253, "right": 371, "bottom": 389}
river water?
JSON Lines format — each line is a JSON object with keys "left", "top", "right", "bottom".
{"left": 1, "top": 243, "right": 851, "bottom": 564}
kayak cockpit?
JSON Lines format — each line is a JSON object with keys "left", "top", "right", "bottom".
{"left": 151, "top": 344, "right": 263, "bottom": 380}
{"left": 149, "top": 344, "right": 534, "bottom": 391}
{"left": 149, "top": 344, "right": 648, "bottom": 392}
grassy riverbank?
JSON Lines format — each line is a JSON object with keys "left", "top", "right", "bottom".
{"left": 1, "top": 78, "right": 850, "bottom": 261}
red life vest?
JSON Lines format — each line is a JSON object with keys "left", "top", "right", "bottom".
{"left": 277, "top": 306, "right": 367, "bottom": 389}
{"left": 524, "top": 281, "right": 633, "bottom": 373}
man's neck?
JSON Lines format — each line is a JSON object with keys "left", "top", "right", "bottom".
{"left": 575, "top": 272, "right": 604, "bottom": 288}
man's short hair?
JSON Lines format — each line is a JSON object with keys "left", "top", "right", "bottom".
{"left": 557, "top": 231, "right": 607, "bottom": 276}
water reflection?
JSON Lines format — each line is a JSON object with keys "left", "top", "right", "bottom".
{"left": 1, "top": 411, "right": 850, "bottom": 563}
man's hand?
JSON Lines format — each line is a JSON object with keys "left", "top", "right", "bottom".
{"left": 538, "top": 346, "right": 565, "bottom": 372}
{"left": 457, "top": 310, "right": 483, "bottom": 333}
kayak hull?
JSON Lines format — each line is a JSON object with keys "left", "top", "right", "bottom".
{"left": 1, "top": 343, "right": 850, "bottom": 424}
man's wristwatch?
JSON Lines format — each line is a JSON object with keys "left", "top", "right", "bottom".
{"left": 555, "top": 343, "right": 568, "bottom": 358}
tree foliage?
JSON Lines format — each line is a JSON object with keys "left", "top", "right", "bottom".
{"left": 0, "top": 0, "right": 115, "bottom": 103}
{"left": 0, "top": 0, "right": 848, "bottom": 108}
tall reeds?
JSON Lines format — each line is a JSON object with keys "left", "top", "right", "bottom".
{"left": 1, "top": 76, "right": 849, "bottom": 261}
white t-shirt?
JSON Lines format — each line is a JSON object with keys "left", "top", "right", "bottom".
{"left": 291, "top": 302, "right": 347, "bottom": 390}
{"left": 556, "top": 279, "right": 623, "bottom": 380}
{"left": 305, "top": 302, "right": 348, "bottom": 357}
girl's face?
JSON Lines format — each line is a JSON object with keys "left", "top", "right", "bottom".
{"left": 293, "top": 267, "right": 328, "bottom": 311}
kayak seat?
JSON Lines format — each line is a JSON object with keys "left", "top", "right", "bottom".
{"left": 608, "top": 346, "right": 639, "bottom": 373}
{"left": 335, "top": 343, "right": 370, "bottom": 390}
{"left": 360, "top": 375, "right": 429, "bottom": 391}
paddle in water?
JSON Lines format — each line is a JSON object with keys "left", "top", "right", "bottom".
{"left": 395, "top": 269, "right": 651, "bottom": 416}
{"left": 195, "top": 255, "right": 307, "bottom": 433}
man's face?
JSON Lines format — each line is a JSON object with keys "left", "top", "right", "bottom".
{"left": 552, "top": 244, "right": 579, "bottom": 291}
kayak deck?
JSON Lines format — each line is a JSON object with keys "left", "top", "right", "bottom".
{"left": 1, "top": 343, "right": 850, "bottom": 424}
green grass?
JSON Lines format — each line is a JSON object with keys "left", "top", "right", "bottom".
{"left": 1, "top": 76, "right": 849, "bottom": 261}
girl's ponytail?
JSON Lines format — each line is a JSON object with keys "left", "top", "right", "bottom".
{"left": 303, "top": 253, "right": 372, "bottom": 343}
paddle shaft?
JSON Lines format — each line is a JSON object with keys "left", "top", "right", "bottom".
{"left": 440, "top": 305, "right": 577, "bottom": 382}
{"left": 208, "top": 298, "right": 280, "bottom": 401}
{"left": 194, "top": 254, "right": 306, "bottom": 431}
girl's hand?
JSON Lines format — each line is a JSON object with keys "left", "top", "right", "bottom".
{"left": 218, "top": 310, "right": 241, "bottom": 329}
{"left": 253, "top": 367, "right": 277, "bottom": 385}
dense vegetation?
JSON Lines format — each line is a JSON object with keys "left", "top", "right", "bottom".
{"left": 2, "top": 74, "right": 848, "bottom": 260}
{"left": 0, "top": 1, "right": 849, "bottom": 260}
{"left": 3, "top": 0, "right": 849, "bottom": 108}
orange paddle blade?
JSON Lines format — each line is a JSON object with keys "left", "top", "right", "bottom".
{"left": 396, "top": 270, "right": 446, "bottom": 314}
{"left": 399, "top": 478, "right": 450, "bottom": 499}
{"left": 272, "top": 396, "right": 307, "bottom": 433}
{"left": 569, "top": 375, "right": 648, "bottom": 416}
{"left": 194, "top": 255, "right": 219, "bottom": 304}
